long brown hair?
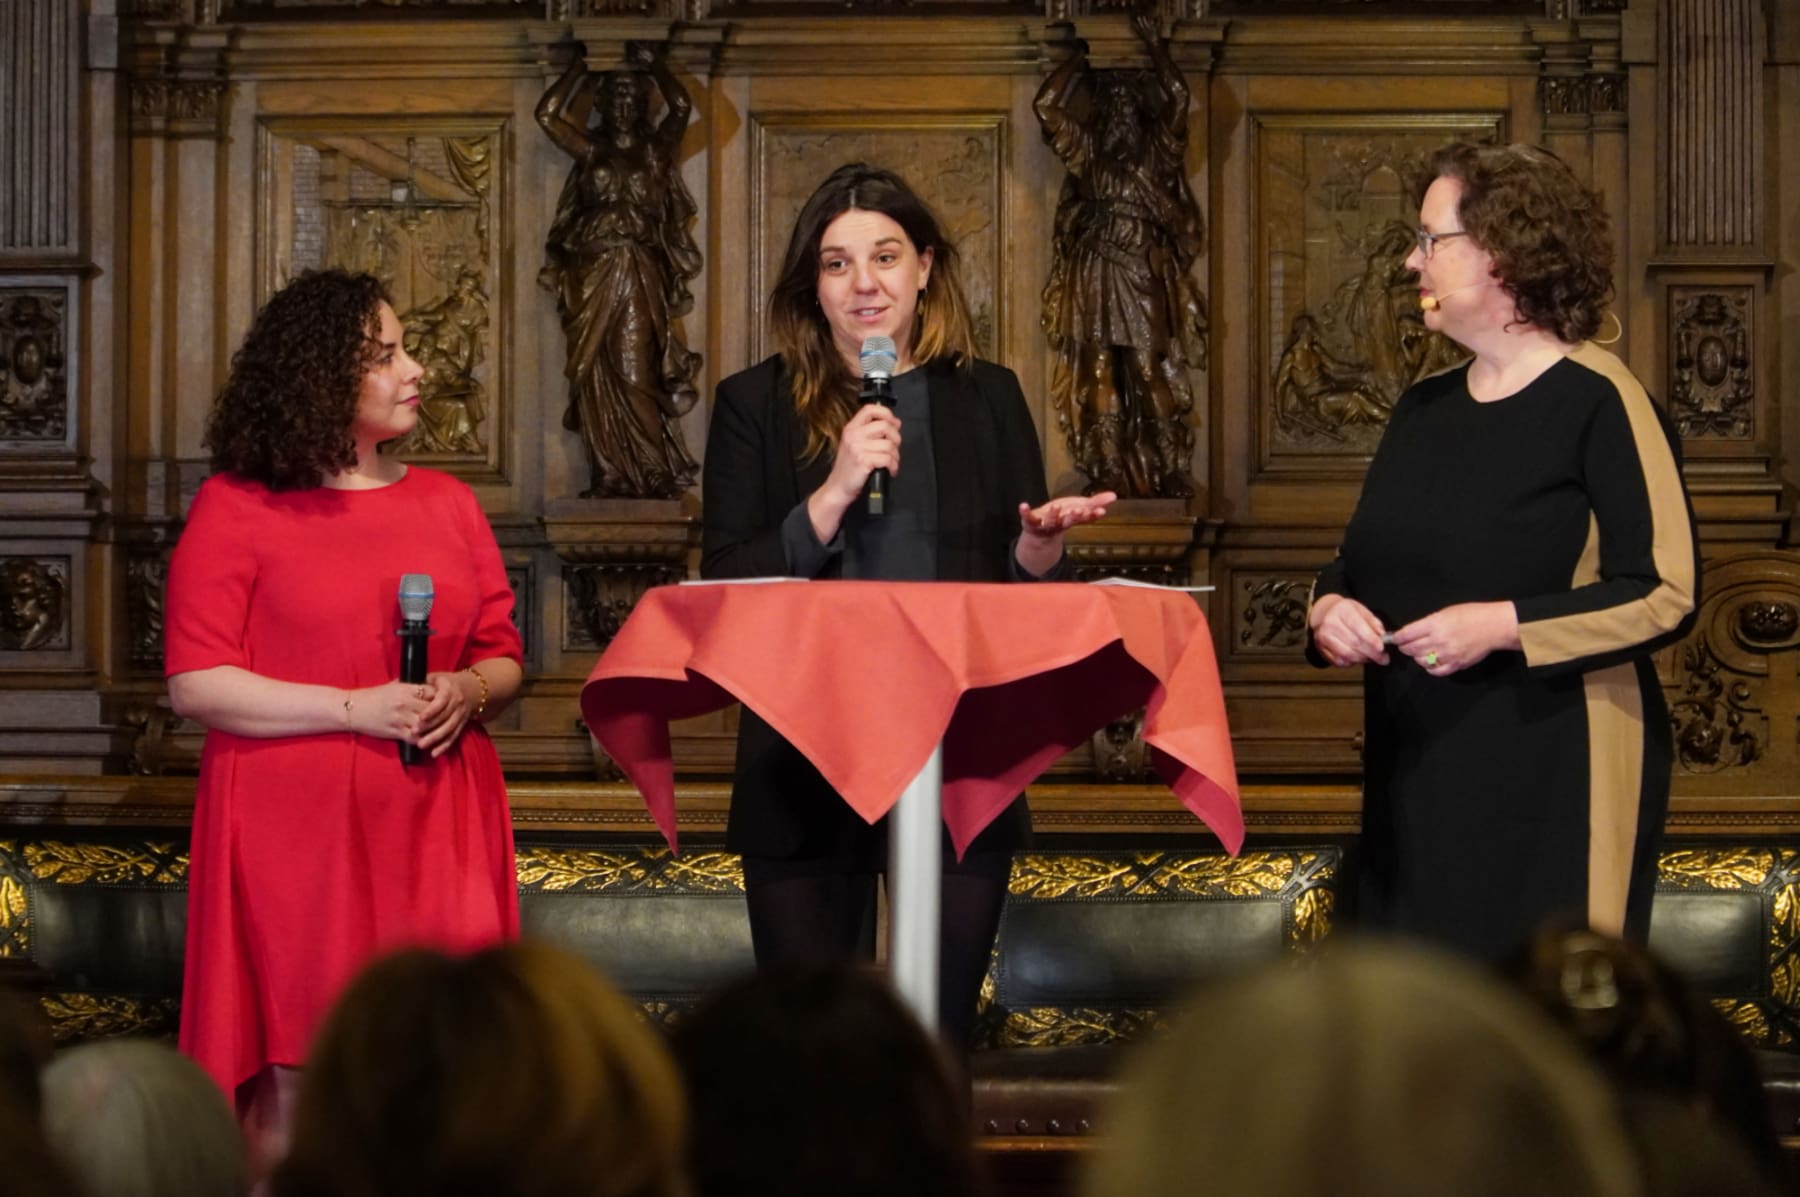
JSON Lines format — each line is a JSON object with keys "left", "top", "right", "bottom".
{"left": 768, "top": 163, "right": 977, "bottom": 461}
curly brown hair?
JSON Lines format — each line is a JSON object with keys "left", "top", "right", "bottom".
{"left": 1426, "top": 142, "right": 1614, "bottom": 344}
{"left": 204, "top": 270, "right": 388, "bottom": 491}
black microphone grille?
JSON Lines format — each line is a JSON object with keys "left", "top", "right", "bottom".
{"left": 859, "top": 336, "right": 898, "bottom": 379}
{"left": 398, "top": 573, "right": 434, "bottom": 622}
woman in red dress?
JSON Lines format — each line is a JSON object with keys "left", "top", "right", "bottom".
{"left": 164, "top": 270, "right": 523, "bottom": 1165}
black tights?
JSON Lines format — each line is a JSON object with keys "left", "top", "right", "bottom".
{"left": 742, "top": 869, "right": 1008, "bottom": 1051}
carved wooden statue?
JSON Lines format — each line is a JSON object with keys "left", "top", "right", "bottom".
{"left": 1035, "top": 13, "right": 1208, "bottom": 500}
{"left": 537, "top": 42, "right": 703, "bottom": 500}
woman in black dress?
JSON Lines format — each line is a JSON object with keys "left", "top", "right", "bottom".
{"left": 1308, "top": 143, "right": 1699, "bottom": 959}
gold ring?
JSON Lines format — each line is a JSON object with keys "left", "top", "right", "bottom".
{"left": 1424, "top": 652, "right": 1439, "bottom": 667}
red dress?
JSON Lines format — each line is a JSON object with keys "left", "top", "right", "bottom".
{"left": 165, "top": 468, "right": 522, "bottom": 1097}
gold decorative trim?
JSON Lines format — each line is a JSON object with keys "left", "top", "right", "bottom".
{"left": 514, "top": 845, "right": 743, "bottom": 893}
{"left": 978, "top": 848, "right": 1341, "bottom": 1048}
{"left": 23, "top": 839, "right": 188, "bottom": 885}
{"left": 40, "top": 993, "right": 181, "bottom": 1043}
{"left": 0, "top": 844, "right": 27, "bottom": 956}
{"left": 1657, "top": 845, "right": 1800, "bottom": 1049}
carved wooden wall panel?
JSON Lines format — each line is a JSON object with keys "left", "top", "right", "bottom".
{"left": 1666, "top": 552, "right": 1800, "bottom": 797}
{"left": 1256, "top": 117, "right": 1492, "bottom": 468}
{"left": 0, "top": 7, "right": 1795, "bottom": 792}
{"left": 1659, "top": 0, "right": 1763, "bottom": 250}
{"left": 0, "top": 283, "right": 73, "bottom": 452}
{"left": 0, "top": 0, "right": 80, "bottom": 256}
{"left": 748, "top": 117, "right": 1006, "bottom": 365}
{"left": 258, "top": 119, "right": 509, "bottom": 480}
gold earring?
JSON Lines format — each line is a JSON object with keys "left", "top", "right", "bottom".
{"left": 1594, "top": 310, "right": 1623, "bottom": 346}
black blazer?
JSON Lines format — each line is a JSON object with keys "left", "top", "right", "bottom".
{"left": 701, "top": 354, "right": 1052, "bottom": 861}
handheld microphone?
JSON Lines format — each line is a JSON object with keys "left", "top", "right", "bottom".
{"left": 1419, "top": 281, "right": 1491, "bottom": 312}
{"left": 397, "top": 574, "right": 434, "bottom": 766}
{"left": 858, "top": 335, "right": 898, "bottom": 517}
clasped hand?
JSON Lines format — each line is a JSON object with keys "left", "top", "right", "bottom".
{"left": 345, "top": 672, "right": 477, "bottom": 757}
{"left": 1310, "top": 594, "right": 1519, "bottom": 677}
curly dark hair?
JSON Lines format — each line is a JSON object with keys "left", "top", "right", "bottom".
{"left": 204, "top": 270, "right": 389, "bottom": 491}
{"left": 1426, "top": 142, "right": 1614, "bottom": 344}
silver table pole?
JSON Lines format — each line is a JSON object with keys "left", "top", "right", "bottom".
{"left": 887, "top": 741, "right": 944, "bottom": 1031}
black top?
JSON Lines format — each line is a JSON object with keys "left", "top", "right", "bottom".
{"left": 702, "top": 354, "right": 1059, "bottom": 866}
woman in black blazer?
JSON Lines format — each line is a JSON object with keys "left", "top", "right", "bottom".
{"left": 701, "top": 163, "right": 1113, "bottom": 1045}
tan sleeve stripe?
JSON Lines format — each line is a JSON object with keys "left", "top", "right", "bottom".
{"left": 1584, "top": 662, "right": 1645, "bottom": 935}
{"left": 1517, "top": 344, "right": 1696, "bottom": 669}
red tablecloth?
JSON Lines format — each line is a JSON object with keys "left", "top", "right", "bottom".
{"left": 578, "top": 581, "right": 1242, "bottom": 858}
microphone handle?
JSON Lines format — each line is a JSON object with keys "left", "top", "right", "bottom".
{"left": 860, "top": 377, "right": 893, "bottom": 518}
{"left": 398, "top": 621, "right": 432, "bottom": 766}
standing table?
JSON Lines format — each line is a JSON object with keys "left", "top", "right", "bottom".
{"left": 579, "top": 580, "right": 1242, "bottom": 1028}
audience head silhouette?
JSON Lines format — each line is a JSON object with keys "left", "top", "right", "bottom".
{"left": 1504, "top": 925, "right": 1786, "bottom": 1194}
{"left": 273, "top": 940, "right": 687, "bottom": 1197}
{"left": 672, "top": 959, "right": 988, "bottom": 1197}
{"left": 40, "top": 1037, "right": 247, "bottom": 1197}
{"left": 1083, "top": 941, "right": 1642, "bottom": 1197}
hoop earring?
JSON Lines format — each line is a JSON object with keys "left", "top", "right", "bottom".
{"left": 1594, "top": 310, "right": 1623, "bottom": 346}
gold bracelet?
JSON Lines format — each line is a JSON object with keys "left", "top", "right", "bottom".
{"left": 465, "top": 667, "right": 488, "bottom": 719}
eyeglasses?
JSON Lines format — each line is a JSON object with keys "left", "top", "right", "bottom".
{"left": 1414, "top": 227, "right": 1470, "bottom": 260}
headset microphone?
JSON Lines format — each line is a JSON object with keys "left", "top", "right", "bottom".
{"left": 1419, "top": 282, "right": 1490, "bottom": 312}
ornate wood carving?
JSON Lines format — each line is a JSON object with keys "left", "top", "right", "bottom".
{"left": 506, "top": 566, "right": 532, "bottom": 661}
{"left": 538, "top": 44, "right": 702, "bottom": 500}
{"left": 1666, "top": 552, "right": 1800, "bottom": 791}
{"left": 0, "top": 557, "right": 69, "bottom": 652}
{"left": 1036, "top": 16, "right": 1207, "bottom": 499}
{"left": 1670, "top": 638, "right": 1764, "bottom": 774}
{"left": 1260, "top": 126, "right": 1484, "bottom": 458}
{"left": 127, "top": 78, "right": 227, "bottom": 138}
{"left": 1669, "top": 288, "right": 1754, "bottom": 440}
{"left": 1236, "top": 576, "right": 1308, "bottom": 653}
{"left": 563, "top": 563, "right": 684, "bottom": 651}
{"left": 1090, "top": 711, "right": 1152, "bottom": 783}
{"left": 1659, "top": 0, "right": 1763, "bottom": 249}
{"left": 0, "top": 288, "right": 68, "bottom": 443}
{"left": 125, "top": 551, "right": 169, "bottom": 672}
{"left": 1539, "top": 76, "right": 1588, "bottom": 117}
{"left": 261, "top": 121, "right": 505, "bottom": 477}
{"left": 1, "top": 0, "right": 79, "bottom": 253}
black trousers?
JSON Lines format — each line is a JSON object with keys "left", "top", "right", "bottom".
{"left": 740, "top": 859, "right": 1010, "bottom": 1051}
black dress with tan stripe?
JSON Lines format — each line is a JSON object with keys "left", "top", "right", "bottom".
{"left": 1313, "top": 343, "right": 1699, "bottom": 959}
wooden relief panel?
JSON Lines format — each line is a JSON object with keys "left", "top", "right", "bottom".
{"left": 0, "top": 556, "right": 70, "bottom": 653}
{"left": 0, "top": 282, "right": 73, "bottom": 452}
{"left": 1255, "top": 117, "right": 1496, "bottom": 470}
{"left": 1232, "top": 574, "right": 1311, "bottom": 657}
{"left": 1669, "top": 287, "right": 1755, "bottom": 441}
{"left": 1667, "top": 552, "right": 1800, "bottom": 793}
{"left": 258, "top": 119, "right": 507, "bottom": 479}
{"left": 749, "top": 117, "right": 1004, "bottom": 365}
{"left": 1658, "top": 0, "right": 1763, "bottom": 249}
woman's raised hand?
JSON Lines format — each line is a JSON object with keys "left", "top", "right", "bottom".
{"left": 1013, "top": 490, "right": 1115, "bottom": 576}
